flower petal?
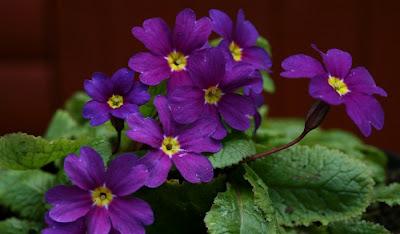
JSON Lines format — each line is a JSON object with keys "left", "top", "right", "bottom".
{"left": 109, "top": 197, "right": 154, "bottom": 234}
{"left": 322, "top": 48, "right": 352, "bottom": 78}
{"left": 64, "top": 147, "right": 106, "bottom": 190}
{"left": 178, "top": 118, "right": 221, "bottom": 153}
{"left": 168, "top": 86, "right": 205, "bottom": 124}
{"left": 221, "top": 63, "right": 259, "bottom": 92}
{"left": 110, "top": 68, "right": 134, "bottom": 95}
{"left": 46, "top": 185, "right": 91, "bottom": 223}
{"left": 87, "top": 207, "right": 111, "bottom": 234}
{"left": 188, "top": 48, "right": 226, "bottom": 88}
{"left": 219, "top": 93, "right": 255, "bottom": 131}
{"left": 132, "top": 18, "right": 172, "bottom": 55}
{"left": 280, "top": 54, "right": 325, "bottom": 79}
{"left": 309, "top": 75, "right": 343, "bottom": 105}
{"left": 111, "top": 103, "right": 139, "bottom": 119}
{"left": 234, "top": 9, "right": 258, "bottom": 48}
{"left": 139, "top": 150, "right": 172, "bottom": 188}
{"left": 242, "top": 46, "right": 272, "bottom": 70}
{"left": 167, "top": 71, "right": 193, "bottom": 91}
{"left": 345, "top": 67, "right": 387, "bottom": 97}
{"left": 205, "top": 105, "right": 227, "bottom": 140}
{"left": 154, "top": 95, "right": 176, "bottom": 136}
{"left": 344, "top": 93, "right": 384, "bottom": 137}
{"left": 209, "top": 9, "right": 233, "bottom": 40}
{"left": 126, "top": 113, "right": 163, "bottom": 148}
{"left": 84, "top": 73, "right": 113, "bottom": 102}
{"left": 43, "top": 213, "right": 86, "bottom": 234}
{"left": 173, "top": 9, "right": 212, "bottom": 54}
{"left": 125, "top": 80, "right": 151, "bottom": 105}
{"left": 172, "top": 153, "right": 214, "bottom": 183}
{"left": 106, "top": 154, "right": 148, "bottom": 196}
{"left": 128, "top": 52, "right": 171, "bottom": 86}
{"left": 82, "top": 101, "right": 111, "bottom": 126}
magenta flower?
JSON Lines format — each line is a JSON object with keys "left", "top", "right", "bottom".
{"left": 209, "top": 9, "right": 272, "bottom": 70}
{"left": 45, "top": 147, "right": 153, "bottom": 234}
{"left": 129, "top": 8, "right": 212, "bottom": 89}
{"left": 281, "top": 45, "right": 387, "bottom": 136}
{"left": 126, "top": 96, "right": 221, "bottom": 187}
{"left": 83, "top": 68, "right": 150, "bottom": 126}
{"left": 167, "top": 48, "right": 259, "bottom": 139}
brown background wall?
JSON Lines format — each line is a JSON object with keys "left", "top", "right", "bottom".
{"left": 0, "top": 0, "right": 399, "bottom": 152}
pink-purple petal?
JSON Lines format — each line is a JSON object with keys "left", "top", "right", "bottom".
{"left": 106, "top": 154, "right": 148, "bottom": 196}
{"left": 172, "top": 153, "right": 214, "bottom": 183}
{"left": 111, "top": 103, "right": 139, "bottom": 119}
{"left": 168, "top": 86, "right": 205, "bottom": 124}
{"left": 64, "top": 147, "right": 106, "bottom": 190}
{"left": 221, "top": 63, "right": 259, "bottom": 92}
{"left": 345, "top": 67, "right": 387, "bottom": 97}
{"left": 205, "top": 105, "right": 227, "bottom": 140}
{"left": 128, "top": 52, "right": 171, "bottom": 86}
{"left": 218, "top": 93, "right": 255, "bottom": 131}
{"left": 132, "top": 18, "right": 172, "bottom": 56}
{"left": 241, "top": 46, "right": 272, "bottom": 70}
{"left": 87, "top": 207, "right": 111, "bottom": 234}
{"left": 46, "top": 185, "right": 91, "bottom": 223}
{"left": 173, "top": 9, "right": 212, "bottom": 54}
{"left": 110, "top": 68, "right": 134, "bottom": 95}
{"left": 82, "top": 101, "right": 111, "bottom": 126}
{"left": 309, "top": 75, "right": 344, "bottom": 105}
{"left": 139, "top": 150, "right": 172, "bottom": 188}
{"left": 344, "top": 93, "right": 384, "bottom": 137}
{"left": 126, "top": 113, "right": 163, "bottom": 148}
{"left": 84, "top": 73, "right": 113, "bottom": 102}
{"left": 322, "top": 48, "right": 352, "bottom": 78}
{"left": 234, "top": 9, "right": 259, "bottom": 48}
{"left": 209, "top": 9, "right": 233, "bottom": 40}
{"left": 126, "top": 80, "right": 151, "bottom": 105}
{"left": 154, "top": 95, "right": 176, "bottom": 135}
{"left": 280, "top": 54, "right": 325, "bottom": 78}
{"left": 167, "top": 71, "right": 193, "bottom": 91}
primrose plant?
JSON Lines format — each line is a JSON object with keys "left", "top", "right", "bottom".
{"left": 0, "top": 8, "right": 397, "bottom": 234}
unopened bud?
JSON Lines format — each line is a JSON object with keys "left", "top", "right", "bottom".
{"left": 304, "top": 101, "right": 330, "bottom": 132}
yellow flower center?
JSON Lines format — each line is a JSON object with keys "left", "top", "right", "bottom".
{"left": 204, "top": 86, "right": 223, "bottom": 105}
{"left": 166, "top": 51, "right": 187, "bottom": 72}
{"left": 328, "top": 76, "right": 350, "bottom": 96}
{"left": 161, "top": 136, "right": 181, "bottom": 157}
{"left": 229, "top": 41, "right": 242, "bottom": 62}
{"left": 92, "top": 186, "right": 113, "bottom": 207}
{"left": 107, "top": 95, "right": 124, "bottom": 109}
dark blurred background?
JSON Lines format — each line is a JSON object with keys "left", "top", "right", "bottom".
{"left": 0, "top": 0, "right": 399, "bottom": 152}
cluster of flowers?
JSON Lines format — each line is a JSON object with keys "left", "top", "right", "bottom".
{"left": 43, "top": 8, "right": 386, "bottom": 234}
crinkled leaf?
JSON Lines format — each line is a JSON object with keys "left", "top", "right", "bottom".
{"left": 209, "top": 134, "right": 256, "bottom": 169}
{"left": 0, "top": 133, "right": 89, "bottom": 170}
{"left": 0, "top": 218, "right": 42, "bottom": 234}
{"left": 249, "top": 145, "right": 374, "bottom": 226}
{"left": 244, "top": 165, "right": 278, "bottom": 234}
{"left": 137, "top": 176, "right": 226, "bottom": 234}
{"left": 373, "top": 183, "right": 400, "bottom": 206}
{"left": 0, "top": 169, "right": 55, "bottom": 220}
{"left": 327, "top": 220, "right": 390, "bottom": 234}
{"left": 64, "top": 91, "right": 90, "bottom": 124}
{"left": 45, "top": 110, "right": 81, "bottom": 139}
{"left": 205, "top": 183, "right": 272, "bottom": 234}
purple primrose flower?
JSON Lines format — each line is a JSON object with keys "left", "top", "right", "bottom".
{"left": 42, "top": 212, "right": 86, "bottom": 234}
{"left": 127, "top": 96, "right": 221, "bottom": 187}
{"left": 281, "top": 45, "right": 387, "bottom": 136}
{"left": 168, "top": 48, "right": 259, "bottom": 139}
{"left": 209, "top": 9, "right": 272, "bottom": 70}
{"left": 45, "top": 147, "right": 153, "bottom": 234}
{"left": 129, "top": 8, "right": 212, "bottom": 89}
{"left": 83, "top": 68, "right": 150, "bottom": 126}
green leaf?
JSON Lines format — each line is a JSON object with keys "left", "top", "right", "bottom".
{"left": 45, "top": 110, "right": 80, "bottom": 139}
{"left": 209, "top": 37, "right": 222, "bottom": 47}
{"left": 137, "top": 176, "right": 226, "bottom": 234}
{"left": 209, "top": 134, "right": 256, "bottom": 169}
{"left": 205, "top": 183, "right": 273, "bottom": 234}
{"left": 140, "top": 82, "right": 166, "bottom": 117}
{"left": 244, "top": 165, "right": 278, "bottom": 234}
{"left": 249, "top": 145, "right": 374, "bottom": 226}
{"left": 64, "top": 91, "right": 90, "bottom": 124}
{"left": 0, "top": 133, "right": 90, "bottom": 170}
{"left": 256, "top": 36, "right": 272, "bottom": 55}
{"left": 327, "top": 220, "right": 390, "bottom": 234}
{"left": 261, "top": 71, "right": 275, "bottom": 93}
{"left": 0, "top": 169, "right": 55, "bottom": 220}
{"left": 0, "top": 218, "right": 42, "bottom": 234}
{"left": 373, "top": 183, "right": 400, "bottom": 206}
